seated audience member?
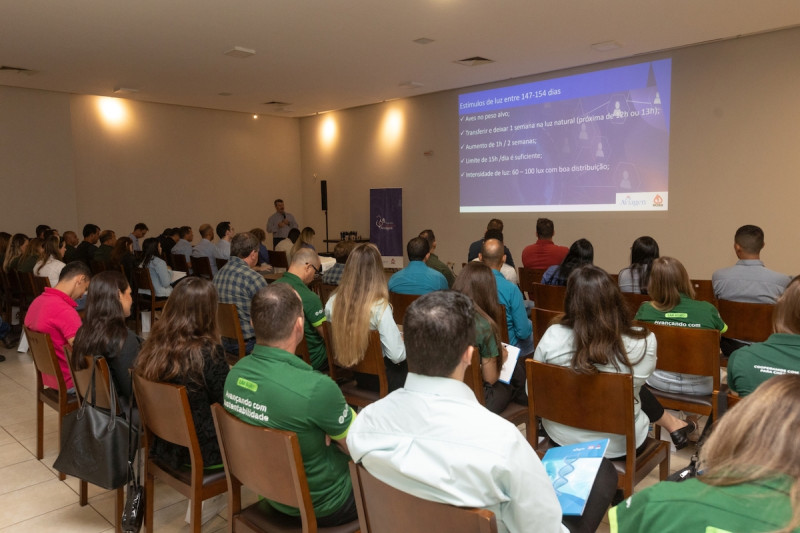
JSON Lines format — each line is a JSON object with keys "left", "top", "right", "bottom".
{"left": 35, "top": 224, "right": 51, "bottom": 240}
{"left": 139, "top": 237, "right": 173, "bottom": 298}
{"left": 467, "top": 218, "right": 516, "bottom": 268}
{"left": 128, "top": 222, "right": 148, "bottom": 252}
{"left": 610, "top": 374, "right": 800, "bottom": 533}
{"left": 93, "top": 230, "right": 117, "bottom": 264}
{"left": 72, "top": 271, "right": 140, "bottom": 411}
{"left": 274, "top": 248, "right": 328, "bottom": 371}
{"left": 729, "top": 276, "right": 800, "bottom": 397}
{"left": 289, "top": 226, "right": 316, "bottom": 263}
{"left": 171, "top": 225, "right": 194, "bottom": 264}
{"left": 191, "top": 223, "right": 219, "bottom": 275}
{"left": 24, "top": 261, "right": 91, "bottom": 391}
{"left": 712, "top": 224, "right": 791, "bottom": 303}
{"left": 521, "top": 217, "right": 569, "bottom": 270}
{"left": 0, "top": 232, "right": 10, "bottom": 265}
{"left": 17, "top": 237, "right": 44, "bottom": 273}
{"left": 388, "top": 237, "right": 449, "bottom": 295}
{"left": 158, "top": 227, "right": 180, "bottom": 262}
{"left": 110, "top": 236, "right": 137, "bottom": 287}
{"left": 541, "top": 238, "right": 594, "bottom": 286}
{"left": 618, "top": 236, "right": 659, "bottom": 294}
{"left": 418, "top": 229, "right": 455, "bottom": 288}
{"left": 62, "top": 231, "right": 79, "bottom": 263}
{"left": 34, "top": 235, "right": 66, "bottom": 288}
{"left": 275, "top": 227, "right": 300, "bottom": 256}
{"left": 453, "top": 262, "right": 526, "bottom": 413}
{"left": 249, "top": 227, "right": 273, "bottom": 270}
{"left": 348, "top": 290, "right": 618, "bottom": 533}
{"left": 213, "top": 232, "right": 267, "bottom": 356}
{"left": 2, "top": 233, "right": 28, "bottom": 272}
{"left": 134, "top": 276, "right": 228, "bottom": 524}
{"left": 215, "top": 221, "right": 234, "bottom": 260}
{"left": 224, "top": 283, "right": 358, "bottom": 527}
{"left": 474, "top": 229, "right": 518, "bottom": 284}
{"left": 76, "top": 224, "right": 101, "bottom": 266}
{"left": 536, "top": 265, "right": 696, "bottom": 452}
{"left": 635, "top": 256, "right": 727, "bottom": 395}
{"left": 322, "top": 240, "right": 356, "bottom": 285}
{"left": 481, "top": 238, "right": 533, "bottom": 355}
{"left": 326, "top": 244, "right": 407, "bottom": 392}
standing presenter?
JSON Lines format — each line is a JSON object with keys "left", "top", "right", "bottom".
{"left": 266, "top": 198, "right": 299, "bottom": 249}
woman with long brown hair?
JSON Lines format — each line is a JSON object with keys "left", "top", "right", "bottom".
{"left": 16, "top": 237, "right": 42, "bottom": 273}
{"left": 324, "top": 243, "right": 407, "bottom": 391}
{"left": 110, "top": 236, "right": 137, "bottom": 286}
{"left": 34, "top": 235, "right": 66, "bottom": 287}
{"left": 2, "top": 233, "right": 28, "bottom": 272}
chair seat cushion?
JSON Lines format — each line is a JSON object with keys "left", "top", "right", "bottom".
{"left": 646, "top": 385, "right": 712, "bottom": 408}
{"left": 610, "top": 436, "right": 664, "bottom": 475}
{"left": 150, "top": 459, "right": 227, "bottom": 487}
{"left": 238, "top": 500, "right": 359, "bottom": 533}
{"left": 499, "top": 403, "right": 528, "bottom": 425}
{"left": 339, "top": 382, "right": 379, "bottom": 403}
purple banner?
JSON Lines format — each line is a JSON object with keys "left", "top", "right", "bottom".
{"left": 370, "top": 188, "right": 403, "bottom": 268}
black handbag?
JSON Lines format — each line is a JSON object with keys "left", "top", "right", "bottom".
{"left": 53, "top": 357, "right": 130, "bottom": 490}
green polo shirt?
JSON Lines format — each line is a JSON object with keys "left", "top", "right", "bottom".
{"left": 635, "top": 294, "right": 728, "bottom": 333}
{"left": 223, "top": 344, "right": 355, "bottom": 518}
{"left": 610, "top": 476, "right": 795, "bottom": 532}
{"left": 474, "top": 312, "right": 501, "bottom": 360}
{"left": 729, "top": 333, "right": 800, "bottom": 396}
{"left": 427, "top": 253, "right": 455, "bottom": 288}
{"left": 274, "top": 272, "right": 328, "bottom": 370}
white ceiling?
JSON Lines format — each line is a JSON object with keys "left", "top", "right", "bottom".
{"left": 2, "top": 1, "right": 799, "bottom": 118}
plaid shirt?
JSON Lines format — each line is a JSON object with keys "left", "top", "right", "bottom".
{"left": 322, "top": 263, "right": 345, "bottom": 285}
{"left": 213, "top": 257, "right": 267, "bottom": 340}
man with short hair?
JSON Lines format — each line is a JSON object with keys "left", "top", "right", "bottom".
{"left": 267, "top": 199, "right": 299, "bottom": 249}
{"left": 24, "top": 261, "right": 91, "bottom": 391}
{"left": 35, "top": 224, "right": 51, "bottom": 239}
{"left": 467, "top": 218, "right": 515, "bottom": 268}
{"left": 159, "top": 227, "right": 180, "bottom": 260}
{"left": 223, "top": 283, "right": 357, "bottom": 527}
{"left": 215, "top": 221, "right": 234, "bottom": 260}
{"left": 388, "top": 237, "right": 449, "bottom": 295}
{"left": 322, "top": 240, "right": 356, "bottom": 285}
{"left": 192, "top": 224, "right": 219, "bottom": 275}
{"left": 129, "top": 223, "right": 148, "bottom": 252}
{"left": 475, "top": 229, "right": 518, "bottom": 284}
{"left": 348, "top": 291, "right": 613, "bottom": 533}
{"left": 213, "top": 233, "right": 268, "bottom": 356}
{"left": 62, "top": 230, "right": 80, "bottom": 263}
{"left": 94, "top": 230, "right": 117, "bottom": 264}
{"left": 75, "top": 223, "right": 100, "bottom": 266}
{"left": 274, "top": 248, "right": 328, "bottom": 370}
{"left": 522, "top": 218, "right": 569, "bottom": 270}
{"left": 171, "top": 226, "right": 194, "bottom": 264}
{"left": 418, "top": 229, "right": 455, "bottom": 288}
{"left": 481, "top": 238, "right": 534, "bottom": 355}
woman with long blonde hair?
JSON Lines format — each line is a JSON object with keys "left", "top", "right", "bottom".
{"left": 289, "top": 226, "right": 316, "bottom": 263}
{"left": 324, "top": 243, "right": 406, "bottom": 391}
{"left": 3, "top": 233, "right": 28, "bottom": 272}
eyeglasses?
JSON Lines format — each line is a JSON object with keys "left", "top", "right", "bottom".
{"left": 306, "top": 262, "right": 320, "bottom": 275}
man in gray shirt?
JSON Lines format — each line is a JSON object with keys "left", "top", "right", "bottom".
{"left": 266, "top": 199, "right": 298, "bottom": 249}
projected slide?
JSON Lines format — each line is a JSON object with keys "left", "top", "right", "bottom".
{"left": 459, "top": 59, "right": 671, "bottom": 213}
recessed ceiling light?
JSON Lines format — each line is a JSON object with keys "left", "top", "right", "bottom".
{"left": 224, "top": 46, "right": 256, "bottom": 58}
{"left": 591, "top": 40, "right": 622, "bottom": 52}
{"left": 413, "top": 37, "right": 435, "bottom": 45}
{"left": 454, "top": 56, "right": 495, "bottom": 67}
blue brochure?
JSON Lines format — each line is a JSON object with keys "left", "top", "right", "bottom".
{"left": 542, "top": 438, "right": 609, "bottom": 516}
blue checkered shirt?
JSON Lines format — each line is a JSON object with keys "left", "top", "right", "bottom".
{"left": 213, "top": 257, "right": 267, "bottom": 340}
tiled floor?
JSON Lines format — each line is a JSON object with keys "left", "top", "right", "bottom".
{"left": 0, "top": 340, "right": 699, "bottom": 532}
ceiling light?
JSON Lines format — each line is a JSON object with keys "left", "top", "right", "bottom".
{"left": 224, "top": 46, "right": 256, "bottom": 58}
{"left": 454, "top": 56, "right": 495, "bottom": 67}
{"left": 413, "top": 38, "right": 434, "bottom": 45}
{"left": 591, "top": 40, "right": 622, "bottom": 52}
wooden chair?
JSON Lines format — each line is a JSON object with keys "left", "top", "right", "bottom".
{"left": 463, "top": 351, "right": 528, "bottom": 426}
{"left": 525, "top": 360, "right": 670, "bottom": 497}
{"left": 621, "top": 292, "right": 651, "bottom": 322}
{"left": 389, "top": 292, "right": 420, "bottom": 325}
{"left": 0, "top": 268, "right": 20, "bottom": 322}
{"left": 318, "top": 283, "right": 337, "bottom": 306}
{"left": 18, "top": 271, "right": 37, "bottom": 315}
{"left": 495, "top": 305, "right": 510, "bottom": 344}
{"left": 727, "top": 391, "right": 741, "bottom": 409}
{"left": 90, "top": 259, "right": 108, "bottom": 275}
{"left": 215, "top": 258, "right": 228, "bottom": 271}
{"left": 191, "top": 255, "right": 214, "bottom": 280}
{"left": 211, "top": 404, "right": 359, "bottom": 533}
{"left": 530, "top": 283, "right": 566, "bottom": 311}
{"left": 24, "top": 327, "right": 81, "bottom": 479}
{"left": 717, "top": 299, "right": 774, "bottom": 343}
{"left": 32, "top": 274, "right": 51, "bottom": 296}
{"left": 218, "top": 303, "right": 246, "bottom": 365}
{"left": 329, "top": 330, "right": 388, "bottom": 408}
{"left": 531, "top": 307, "right": 561, "bottom": 348}
{"left": 171, "top": 253, "right": 190, "bottom": 273}
{"left": 269, "top": 251, "right": 289, "bottom": 270}
{"left": 350, "top": 461, "right": 497, "bottom": 533}
{"left": 132, "top": 372, "right": 228, "bottom": 533}
{"left": 690, "top": 279, "right": 717, "bottom": 305}
{"left": 638, "top": 322, "right": 723, "bottom": 433}
{"left": 518, "top": 267, "right": 546, "bottom": 299}
{"left": 133, "top": 268, "right": 168, "bottom": 335}
{"left": 295, "top": 337, "right": 313, "bottom": 366}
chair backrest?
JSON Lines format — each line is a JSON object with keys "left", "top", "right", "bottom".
{"left": 217, "top": 303, "right": 245, "bottom": 360}
{"left": 350, "top": 462, "right": 497, "bottom": 533}
{"left": 66, "top": 348, "right": 117, "bottom": 412}
{"left": 494, "top": 305, "right": 510, "bottom": 344}
{"left": 690, "top": 279, "right": 717, "bottom": 305}
{"left": 132, "top": 372, "right": 203, "bottom": 465}
{"left": 190, "top": 256, "right": 214, "bottom": 280}
{"left": 531, "top": 307, "right": 561, "bottom": 348}
{"left": 621, "top": 292, "right": 651, "bottom": 322}
{"left": 133, "top": 267, "right": 155, "bottom": 295}
{"left": 211, "top": 404, "right": 318, "bottom": 531}
{"left": 318, "top": 283, "right": 337, "bottom": 306}
{"left": 31, "top": 274, "right": 51, "bottom": 296}
{"left": 25, "top": 326, "right": 66, "bottom": 389}
{"left": 531, "top": 283, "right": 566, "bottom": 311}
{"left": 727, "top": 392, "right": 741, "bottom": 409}
{"left": 389, "top": 292, "right": 420, "bottom": 325}
{"left": 330, "top": 328, "right": 388, "bottom": 397}
{"left": 215, "top": 258, "right": 228, "bottom": 271}
{"left": 19, "top": 271, "right": 37, "bottom": 300}
{"left": 717, "top": 299, "right": 775, "bottom": 343}
{"left": 90, "top": 260, "right": 108, "bottom": 275}
{"left": 518, "top": 267, "right": 546, "bottom": 299}
{"left": 269, "top": 251, "right": 289, "bottom": 270}
{"left": 637, "top": 322, "right": 721, "bottom": 387}
{"left": 463, "top": 351, "right": 486, "bottom": 403}
{"left": 171, "top": 253, "right": 190, "bottom": 273}
{"left": 295, "top": 337, "right": 313, "bottom": 366}
{"left": 526, "top": 360, "right": 636, "bottom": 457}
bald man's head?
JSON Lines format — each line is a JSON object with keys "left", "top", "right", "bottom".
{"left": 480, "top": 238, "right": 505, "bottom": 269}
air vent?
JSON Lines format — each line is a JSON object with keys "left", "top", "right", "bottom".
{"left": 224, "top": 46, "right": 256, "bottom": 58}
{"left": 262, "top": 101, "right": 292, "bottom": 106}
{"left": 454, "top": 56, "right": 494, "bottom": 67}
{"left": 0, "top": 65, "right": 38, "bottom": 75}
{"left": 413, "top": 37, "right": 435, "bottom": 45}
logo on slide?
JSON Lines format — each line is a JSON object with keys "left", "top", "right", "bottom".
{"left": 652, "top": 194, "right": 664, "bottom": 207}
{"left": 375, "top": 215, "right": 396, "bottom": 231}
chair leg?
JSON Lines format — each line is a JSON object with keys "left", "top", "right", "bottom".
{"left": 189, "top": 496, "right": 202, "bottom": 533}
{"left": 115, "top": 486, "right": 124, "bottom": 533}
{"left": 145, "top": 470, "right": 154, "bottom": 533}
{"left": 36, "top": 398, "right": 44, "bottom": 459}
{"left": 79, "top": 480, "right": 88, "bottom": 506}
{"left": 57, "top": 408, "right": 66, "bottom": 481}
{"left": 659, "top": 453, "right": 670, "bottom": 481}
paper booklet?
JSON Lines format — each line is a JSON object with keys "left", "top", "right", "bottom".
{"left": 498, "top": 343, "right": 520, "bottom": 384}
{"left": 542, "top": 438, "right": 609, "bottom": 516}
